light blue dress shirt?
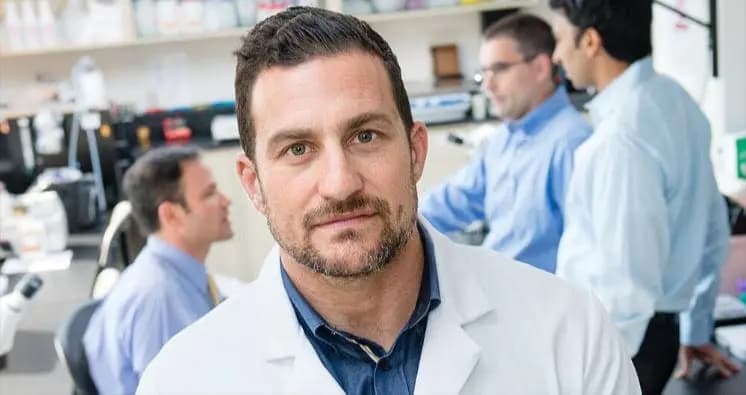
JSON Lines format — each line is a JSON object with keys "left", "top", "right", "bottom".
{"left": 420, "top": 87, "right": 591, "bottom": 273}
{"left": 557, "top": 57, "right": 729, "bottom": 354}
{"left": 83, "top": 236, "right": 217, "bottom": 395}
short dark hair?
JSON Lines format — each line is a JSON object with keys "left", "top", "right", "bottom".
{"left": 234, "top": 6, "right": 413, "bottom": 161}
{"left": 549, "top": 0, "right": 652, "bottom": 64}
{"left": 122, "top": 146, "right": 200, "bottom": 234}
{"left": 484, "top": 13, "right": 556, "bottom": 61}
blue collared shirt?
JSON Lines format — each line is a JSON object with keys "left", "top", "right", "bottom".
{"left": 280, "top": 223, "right": 441, "bottom": 395}
{"left": 84, "top": 236, "right": 218, "bottom": 395}
{"left": 557, "top": 57, "right": 729, "bottom": 353}
{"left": 421, "top": 87, "right": 591, "bottom": 273}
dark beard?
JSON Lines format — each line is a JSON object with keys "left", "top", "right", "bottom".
{"left": 268, "top": 194, "right": 416, "bottom": 278}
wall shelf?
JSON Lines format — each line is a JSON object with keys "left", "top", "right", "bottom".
{"left": 0, "top": 27, "right": 251, "bottom": 59}
{"left": 0, "top": 0, "right": 537, "bottom": 59}
{"left": 360, "top": 0, "right": 537, "bottom": 23}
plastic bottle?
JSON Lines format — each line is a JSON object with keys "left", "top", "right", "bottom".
{"left": 3, "top": 0, "right": 26, "bottom": 51}
{"left": 19, "top": 0, "right": 40, "bottom": 49}
{"left": 37, "top": 0, "right": 58, "bottom": 47}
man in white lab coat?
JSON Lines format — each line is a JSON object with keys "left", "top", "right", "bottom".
{"left": 550, "top": 0, "right": 740, "bottom": 394}
{"left": 136, "top": 7, "right": 639, "bottom": 395}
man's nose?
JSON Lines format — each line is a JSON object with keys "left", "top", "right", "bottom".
{"left": 317, "top": 146, "right": 364, "bottom": 202}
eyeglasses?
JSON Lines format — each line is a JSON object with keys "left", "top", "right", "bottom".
{"left": 474, "top": 55, "right": 536, "bottom": 84}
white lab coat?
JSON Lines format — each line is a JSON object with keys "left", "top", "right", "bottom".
{"left": 137, "top": 221, "right": 640, "bottom": 395}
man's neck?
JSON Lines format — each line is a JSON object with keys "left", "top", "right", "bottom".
{"left": 592, "top": 56, "right": 630, "bottom": 92}
{"left": 156, "top": 231, "right": 210, "bottom": 263}
{"left": 282, "top": 226, "right": 425, "bottom": 351}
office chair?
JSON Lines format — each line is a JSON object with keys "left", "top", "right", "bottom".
{"left": 54, "top": 299, "right": 101, "bottom": 395}
{"left": 91, "top": 201, "right": 132, "bottom": 299}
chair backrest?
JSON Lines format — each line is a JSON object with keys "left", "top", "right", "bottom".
{"left": 98, "top": 201, "right": 133, "bottom": 269}
{"left": 54, "top": 298, "right": 101, "bottom": 395}
{"left": 90, "top": 267, "right": 122, "bottom": 300}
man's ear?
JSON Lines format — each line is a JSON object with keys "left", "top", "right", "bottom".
{"left": 580, "top": 27, "right": 603, "bottom": 58}
{"left": 157, "top": 201, "right": 181, "bottom": 231}
{"left": 236, "top": 153, "right": 267, "bottom": 215}
{"left": 409, "top": 122, "right": 429, "bottom": 183}
{"left": 531, "top": 53, "right": 554, "bottom": 84}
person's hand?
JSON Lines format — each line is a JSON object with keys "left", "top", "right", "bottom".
{"left": 674, "top": 343, "right": 741, "bottom": 379}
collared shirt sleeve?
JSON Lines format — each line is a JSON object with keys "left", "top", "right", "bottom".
{"left": 420, "top": 148, "right": 487, "bottom": 233}
{"left": 550, "top": 133, "right": 588, "bottom": 215}
{"left": 679, "top": 188, "right": 729, "bottom": 345}
{"left": 568, "top": 133, "right": 670, "bottom": 354}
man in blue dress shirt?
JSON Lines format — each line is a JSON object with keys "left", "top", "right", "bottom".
{"left": 83, "top": 146, "right": 233, "bottom": 394}
{"left": 420, "top": 14, "right": 591, "bottom": 273}
{"left": 550, "top": 0, "right": 740, "bottom": 393}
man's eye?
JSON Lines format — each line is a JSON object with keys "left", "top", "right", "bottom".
{"left": 288, "top": 143, "right": 307, "bottom": 156}
{"left": 357, "top": 130, "right": 375, "bottom": 143}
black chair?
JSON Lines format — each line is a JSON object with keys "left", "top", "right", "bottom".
{"left": 54, "top": 299, "right": 101, "bottom": 395}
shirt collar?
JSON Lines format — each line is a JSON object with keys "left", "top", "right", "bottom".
{"left": 586, "top": 56, "right": 654, "bottom": 125}
{"left": 146, "top": 235, "right": 208, "bottom": 294}
{"left": 505, "top": 86, "right": 572, "bottom": 135}
{"left": 280, "top": 221, "right": 441, "bottom": 335}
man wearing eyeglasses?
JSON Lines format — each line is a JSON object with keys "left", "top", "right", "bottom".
{"left": 421, "top": 13, "right": 591, "bottom": 273}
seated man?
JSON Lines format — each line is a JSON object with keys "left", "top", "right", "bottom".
{"left": 421, "top": 14, "right": 591, "bottom": 273}
{"left": 83, "top": 146, "right": 233, "bottom": 394}
{"left": 137, "top": 8, "right": 639, "bottom": 394}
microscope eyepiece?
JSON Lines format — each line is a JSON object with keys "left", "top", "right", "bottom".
{"left": 14, "top": 275, "right": 43, "bottom": 299}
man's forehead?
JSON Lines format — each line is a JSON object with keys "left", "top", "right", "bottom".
{"left": 481, "top": 36, "right": 521, "bottom": 60}
{"left": 250, "top": 52, "right": 398, "bottom": 137}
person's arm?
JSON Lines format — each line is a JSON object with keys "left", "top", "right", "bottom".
{"left": 420, "top": 149, "right": 487, "bottom": 234}
{"left": 578, "top": 136, "right": 669, "bottom": 354}
{"left": 679, "top": 189, "right": 728, "bottom": 345}
{"left": 582, "top": 291, "right": 642, "bottom": 395}
{"left": 676, "top": 188, "right": 741, "bottom": 378}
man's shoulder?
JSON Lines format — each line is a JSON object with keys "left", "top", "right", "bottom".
{"left": 551, "top": 105, "right": 592, "bottom": 137}
{"left": 432, "top": 232, "right": 598, "bottom": 326}
{"left": 98, "top": 251, "right": 183, "bottom": 316}
{"left": 450, "top": 241, "right": 590, "bottom": 306}
{"left": 136, "top": 280, "right": 268, "bottom": 392}
{"left": 150, "top": 279, "right": 266, "bottom": 347}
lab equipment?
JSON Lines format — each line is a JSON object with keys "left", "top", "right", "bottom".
{"left": 0, "top": 274, "right": 44, "bottom": 369}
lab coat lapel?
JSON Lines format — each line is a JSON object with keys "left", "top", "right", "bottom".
{"left": 283, "top": 327, "right": 345, "bottom": 395}
{"left": 413, "top": 303, "right": 482, "bottom": 395}
{"left": 255, "top": 246, "right": 344, "bottom": 395}
{"left": 414, "top": 220, "right": 495, "bottom": 395}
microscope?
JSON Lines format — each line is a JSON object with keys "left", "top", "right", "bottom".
{"left": 0, "top": 273, "right": 44, "bottom": 370}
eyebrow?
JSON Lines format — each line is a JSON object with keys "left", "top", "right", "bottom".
{"left": 343, "top": 112, "right": 394, "bottom": 131}
{"left": 265, "top": 112, "right": 394, "bottom": 150}
{"left": 266, "top": 128, "right": 316, "bottom": 152}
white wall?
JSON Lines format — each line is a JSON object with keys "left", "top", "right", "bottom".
{"left": 718, "top": 0, "right": 746, "bottom": 134}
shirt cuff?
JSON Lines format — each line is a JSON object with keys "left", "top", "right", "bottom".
{"left": 679, "top": 311, "right": 713, "bottom": 346}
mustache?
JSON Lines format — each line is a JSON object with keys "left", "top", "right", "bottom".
{"left": 303, "top": 195, "right": 390, "bottom": 230}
